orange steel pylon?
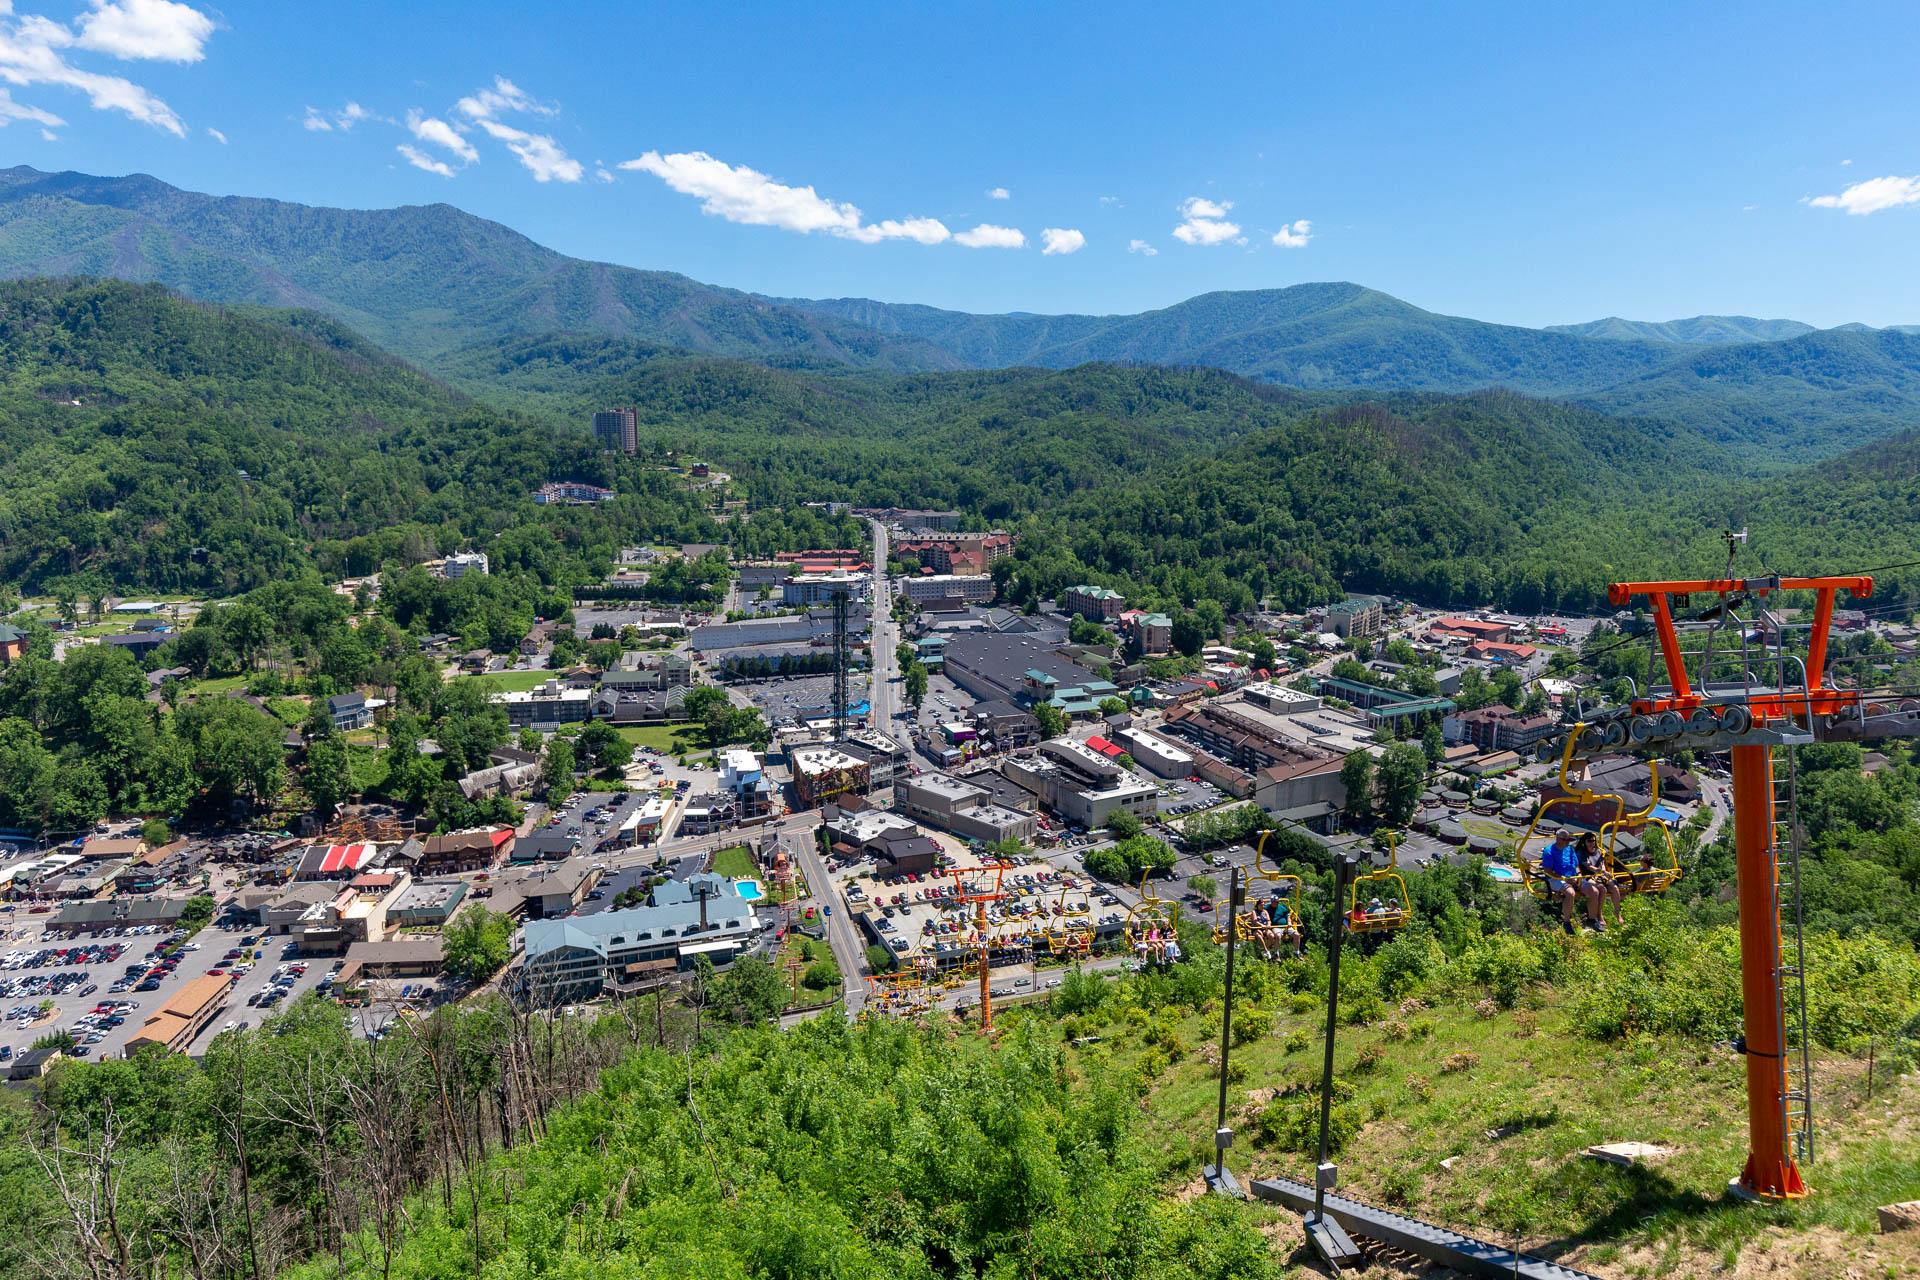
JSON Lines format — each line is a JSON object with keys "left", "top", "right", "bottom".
{"left": 945, "top": 860, "right": 1010, "bottom": 1035}
{"left": 1606, "top": 572, "right": 1873, "bottom": 1199}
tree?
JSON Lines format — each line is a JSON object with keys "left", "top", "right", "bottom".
{"left": 178, "top": 895, "right": 216, "bottom": 932}
{"left": 1340, "top": 749, "right": 1375, "bottom": 821}
{"left": 904, "top": 662, "right": 928, "bottom": 711}
{"left": 303, "top": 733, "right": 354, "bottom": 815}
{"left": 576, "top": 721, "right": 634, "bottom": 772}
{"left": 1421, "top": 722, "right": 1446, "bottom": 767}
{"left": 1098, "top": 696, "right": 1128, "bottom": 716}
{"left": 175, "top": 698, "right": 287, "bottom": 812}
{"left": 139, "top": 818, "right": 170, "bottom": 846}
{"left": 541, "top": 738, "right": 576, "bottom": 795}
{"left": 1247, "top": 634, "right": 1278, "bottom": 672}
{"left": 442, "top": 904, "right": 512, "bottom": 982}
{"left": 712, "top": 957, "right": 788, "bottom": 1024}
{"left": 1187, "top": 873, "right": 1218, "bottom": 899}
{"left": 1106, "top": 810, "right": 1144, "bottom": 840}
{"left": 1376, "top": 741, "right": 1428, "bottom": 827}
{"left": 895, "top": 641, "right": 916, "bottom": 672}
{"left": 1033, "top": 702, "right": 1067, "bottom": 739}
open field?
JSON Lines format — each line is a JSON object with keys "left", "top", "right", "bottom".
{"left": 458, "top": 669, "right": 556, "bottom": 693}
{"left": 615, "top": 721, "right": 708, "bottom": 756}
{"left": 710, "top": 844, "right": 756, "bottom": 879}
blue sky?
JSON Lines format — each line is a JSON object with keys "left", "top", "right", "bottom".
{"left": 6, "top": 0, "right": 1920, "bottom": 327}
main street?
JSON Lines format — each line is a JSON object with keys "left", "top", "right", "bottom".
{"left": 787, "top": 823, "right": 868, "bottom": 1016}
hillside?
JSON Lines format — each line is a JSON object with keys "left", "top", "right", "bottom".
{"left": 0, "top": 278, "right": 721, "bottom": 592}
{"left": 1546, "top": 314, "right": 1818, "bottom": 345}
{"left": 0, "top": 166, "right": 958, "bottom": 372}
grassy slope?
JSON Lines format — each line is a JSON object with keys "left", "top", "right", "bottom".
{"left": 1041, "top": 982, "right": 1920, "bottom": 1278}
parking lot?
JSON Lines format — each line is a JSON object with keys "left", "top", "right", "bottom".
{"left": 1, "top": 911, "right": 340, "bottom": 1063}
{"left": 735, "top": 672, "right": 874, "bottom": 732}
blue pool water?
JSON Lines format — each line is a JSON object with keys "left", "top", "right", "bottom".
{"left": 1487, "top": 864, "right": 1521, "bottom": 882}
{"left": 734, "top": 879, "right": 765, "bottom": 901}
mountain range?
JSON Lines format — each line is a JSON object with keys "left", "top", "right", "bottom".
{"left": 3, "top": 165, "right": 1920, "bottom": 464}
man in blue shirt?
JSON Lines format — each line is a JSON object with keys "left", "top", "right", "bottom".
{"left": 1538, "top": 828, "right": 1597, "bottom": 935}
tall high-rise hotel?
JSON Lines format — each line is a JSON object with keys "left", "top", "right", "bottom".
{"left": 593, "top": 407, "right": 639, "bottom": 455}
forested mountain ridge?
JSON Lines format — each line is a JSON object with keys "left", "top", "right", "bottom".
{"left": 0, "top": 279, "right": 726, "bottom": 593}
{"left": 0, "top": 166, "right": 960, "bottom": 372}
{"left": 9, "top": 167, "right": 1920, "bottom": 465}
{"left": 1546, "top": 314, "right": 1819, "bottom": 344}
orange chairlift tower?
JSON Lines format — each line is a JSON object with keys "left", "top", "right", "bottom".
{"left": 1555, "top": 561, "right": 1920, "bottom": 1200}
{"left": 945, "top": 859, "right": 1010, "bottom": 1035}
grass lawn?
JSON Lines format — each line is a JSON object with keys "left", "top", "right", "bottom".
{"left": 616, "top": 721, "right": 708, "bottom": 755}
{"left": 710, "top": 844, "right": 756, "bottom": 879}
{"left": 1019, "top": 963, "right": 1920, "bottom": 1278}
{"left": 189, "top": 675, "right": 250, "bottom": 697}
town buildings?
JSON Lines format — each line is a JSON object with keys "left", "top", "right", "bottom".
{"left": 519, "top": 873, "right": 761, "bottom": 1004}
{"left": 442, "top": 551, "right": 489, "bottom": 579}
{"left": 898, "top": 573, "right": 994, "bottom": 605}
{"left": 1061, "top": 584, "right": 1125, "bottom": 621}
{"left": 124, "top": 973, "right": 229, "bottom": 1055}
{"left": 1324, "top": 598, "right": 1384, "bottom": 638}
{"left": 1444, "top": 704, "right": 1558, "bottom": 753}
{"left": 492, "top": 680, "right": 594, "bottom": 729}
{"left": 790, "top": 744, "right": 872, "bottom": 807}
{"left": 895, "top": 772, "right": 1037, "bottom": 843}
{"left": 534, "top": 481, "right": 617, "bottom": 505}
{"left": 892, "top": 531, "right": 1015, "bottom": 575}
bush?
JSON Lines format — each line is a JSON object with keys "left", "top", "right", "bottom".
{"left": 801, "top": 960, "right": 840, "bottom": 991}
{"left": 1230, "top": 1005, "right": 1270, "bottom": 1047}
{"left": 1440, "top": 1051, "right": 1479, "bottom": 1075}
{"left": 1282, "top": 1029, "right": 1310, "bottom": 1054}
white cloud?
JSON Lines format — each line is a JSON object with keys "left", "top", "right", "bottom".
{"left": 1808, "top": 175, "right": 1920, "bottom": 216}
{"left": 303, "top": 101, "right": 375, "bottom": 133}
{"left": 39, "top": 125, "right": 54, "bottom": 139}
{"left": 406, "top": 108, "right": 477, "bottom": 163}
{"left": 453, "top": 76, "right": 578, "bottom": 182}
{"left": 474, "top": 117, "right": 581, "bottom": 182}
{"left": 72, "top": 0, "right": 212, "bottom": 62}
{"left": 595, "top": 165, "right": 614, "bottom": 183}
{"left": 203, "top": 124, "right": 223, "bottom": 143}
{"left": 986, "top": 186, "right": 1009, "bottom": 200}
{"left": 1127, "top": 238, "right": 1157, "bottom": 256}
{"left": 0, "top": 84, "right": 62, "bottom": 125}
{"left": 1039, "top": 226, "right": 1085, "bottom": 255}
{"left": 1099, "top": 194, "right": 1122, "bottom": 206}
{"left": 336, "top": 101, "right": 370, "bottom": 129}
{"left": 1172, "top": 194, "right": 1243, "bottom": 245}
{"left": 622, "top": 148, "right": 962, "bottom": 245}
{"left": 1841, "top": 158, "right": 1853, "bottom": 166}
{"left": 455, "top": 75, "right": 553, "bottom": 122}
{"left": 301, "top": 106, "right": 331, "bottom": 131}
{"left": 396, "top": 143, "right": 454, "bottom": 178}
{"left": 953, "top": 222, "right": 1025, "bottom": 249}
{"left": 0, "top": 3, "right": 198, "bottom": 135}
{"left": 1270, "top": 218, "right": 1312, "bottom": 248}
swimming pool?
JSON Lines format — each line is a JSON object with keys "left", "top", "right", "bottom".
{"left": 1486, "top": 864, "right": 1521, "bottom": 883}
{"left": 734, "top": 879, "right": 765, "bottom": 901}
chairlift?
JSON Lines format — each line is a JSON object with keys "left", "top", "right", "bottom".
{"left": 1346, "top": 830, "right": 1410, "bottom": 934}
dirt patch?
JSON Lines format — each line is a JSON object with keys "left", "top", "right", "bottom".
{"left": 1605, "top": 1224, "right": 1920, "bottom": 1280}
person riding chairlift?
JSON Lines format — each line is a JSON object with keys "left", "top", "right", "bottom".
{"left": 1577, "top": 831, "right": 1622, "bottom": 925}
{"left": 1539, "top": 827, "right": 1602, "bottom": 934}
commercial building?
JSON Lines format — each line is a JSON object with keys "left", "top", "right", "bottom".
{"left": 790, "top": 744, "right": 872, "bottom": 807}
{"left": 1315, "top": 677, "right": 1456, "bottom": 738}
{"left": 690, "top": 606, "right": 868, "bottom": 652}
{"left": 839, "top": 730, "right": 908, "bottom": 791}
{"left": 519, "top": 873, "right": 761, "bottom": 1004}
{"left": 1061, "top": 584, "right": 1125, "bottom": 621}
{"left": 898, "top": 573, "right": 994, "bottom": 605}
{"left": 1444, "top": 705, "right": 1558, "bottom": 753}
{"left": 972, "top": 699, "right": 1041, "bottom": 750}
{"left": 1121, "top": 610, "right": 1173, "bottom": 655}
{"left": 294, "top": 841, "right": 381, "bottom": 881}
{"left": 336, "top": 939, "right": 446, "bottom": 985}
{"left": 387, "top": 879, "right": 469, "bottom": 929}
{"left": 1429, "top": 617, "right": 1511, "bottom": 644}
{"left": 1003, "top": 751, "right": 1160, "bottom": 829}
{"left": 8, "top": 1046, "right": 62, "bottom": 1079}
{"left": 914, "top": 635, "right": 948, "bottom": 672}
{"left": 1243, "top": 682, "right": 1323, "bottom": 716}
{"left": 600, "top": 655, "right": 692, "bottom": 690}
{"left": 124, "top": 973, "right": 229, "bottom": 1055}
{"left": 492, "top": 680, "right": 594, "bottom": 729}
{"left": 0, "top": 622, "right": 25, "bottom": 664}
{"left": 593, "top": 407, "right": 639, "bottom": 454}
{"left": 1115, "top": 726, "right": 1196, "bottom": 779}
{"left": 50, "top": 895, "right": 187, "bottom": 935}
{"left": 784, "top": 572, "right": 868, "bottom": 605}
{"left": 720, "top": 748, "right": 775, "bottom": 820}
{"left": 524, "top": 858, "right": 604, "bottom": 919}
{"left": 288, "top": 872, "right": 413, "bottom": 955}
{"left": 855, "top": 507, "right": 963, "bottom": 531}
{"left": 940, "top": 632, "right": 1112, "bottom": 715}
{"left": 893, "top": 531, "right": 1016, "bottom": 576}
{"left": 896, "top": 772, "right": 1037, "bottom": 844}
{"left": 442, "top": 552, "right": 489, "bottom": 579}
{"left": 1466, "top": 639, "right": 1541, "bottom": 667}
{"left": 1324, "top": 598, "right": 1384, "bottom": 638}
{"left": 417, "top": 827, "right": 514, "bottom": 874}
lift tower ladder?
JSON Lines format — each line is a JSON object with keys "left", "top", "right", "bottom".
{"left": 1774, "top": 741, "right": 1814, "bottom": 1167}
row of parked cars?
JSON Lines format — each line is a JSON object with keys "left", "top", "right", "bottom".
{"left": 0, "top": 969, "right": 97, "bottom": 1000}
{"left": 0, "top": 941, "right": 127, "bottom": 971}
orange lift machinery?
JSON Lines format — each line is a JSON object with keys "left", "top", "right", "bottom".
{"left": 945, "top": 859, "right": 1011, "bottom": 1035}
{"left": 1549, "top": 563, "right": 1920, "bottom": 1200}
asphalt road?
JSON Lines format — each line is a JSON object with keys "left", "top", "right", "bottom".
{"left": 868, "top": 520, "right": 899, "bottom": 737}
{"left": 787, "top": 824, "right": 868, "bottom": 1016}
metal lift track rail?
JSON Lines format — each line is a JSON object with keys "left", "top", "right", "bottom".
{"left": 1249, "top": 1177, "right": 1605, "bottom": 1280}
